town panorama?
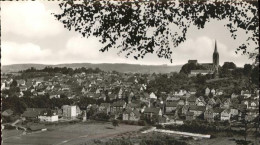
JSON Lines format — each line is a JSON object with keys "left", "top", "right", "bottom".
{"left": 1, "top": 0, "right": 259, "bottom": 145}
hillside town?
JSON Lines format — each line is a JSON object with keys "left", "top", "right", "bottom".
{"left": 1, "top": 63, "right": 259, "bottom": 129}
{"left": 2, "top": 42, "right": 259, "bottom": 145}
{"left": 2, "top": 0, "right": 259, "bottom": 144}
{"left": 2, "top": 41, "right": 259, "bottom": 131}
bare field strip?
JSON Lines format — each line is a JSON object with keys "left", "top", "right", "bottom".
{"left": 2, "top": 123, "right": 143, "bottom": 145}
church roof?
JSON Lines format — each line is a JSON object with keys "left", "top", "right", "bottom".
{"left": 200, "top": 63, "right": 213, "bottom": 66}
{"left": 190, "top": 70, "right": 213, "bottom": 74}
{"left": 188, "top": 60, "right": 198, "bottom": 64}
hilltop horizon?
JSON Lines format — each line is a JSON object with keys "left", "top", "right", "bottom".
{"left": 2, "top": 62, "right": 180, "bottom": 67}
{"left": 2, "top": 60, "right": 250, "bottom": 68}
{"left": 1, "top": 62, "right": 183, "bottom": 74}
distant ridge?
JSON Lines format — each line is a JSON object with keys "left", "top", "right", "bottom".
{"left": 1, "top": 63, "right": 182, "bottom": 74}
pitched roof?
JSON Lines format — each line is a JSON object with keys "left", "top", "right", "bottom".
{"left": 242, "top": 90, "right": 250, "bottom": 94}
{"left": 187, "top": 95, "right": 197, "bottom": 102}
{"left": 22, "top": 108, "right": 47, "bottom": 118}
{"left": 123, "top": 108, "right": 132, "bottom": 114}
{"left": 190, "top": 69, "right": 213, "bottom": 74}
{"left": 213, "top": 108, "right": 224, "bottom": 113}
{"left": 100, "top": 103, "right": 110, "bottom": 108}
{"left": 20, "top": 85, "right": 27, "bottom": 89}
{"left": 39, "top": 109, "right": 57, "bottom": 116}
{"left": 166, "top": 102, "right": 178, "bottom": 107}
{"left": 2, "top": 109, "right": 13, "bottom": 116}
{"left": 189, "top": 88, "right": 197, "bottom": 92}
{"left": 132, "top": 109, "right": 141, "bottom": 117}
{"left": 142, "top": 92, "right": 149, "bottom": 98}
{"left": 200, "top": 63, "right": 213, "bottom": 66}
{"left": 166, "top": 96, "right": 180, "bottom": 101}
{"left": 108, "top": 93, "right": 117, "bottom": 99}
{"left": 204, "top": 108, "right": 214, "bottom": 113}
{"left": 232, "top": 104, "right": 247, "bottom": 111}
{"left": 189, "top": 105, "right": 206, "bottom": 111}
{"left": 143, "top": 107, "right": 161, "bottom": 114}
{"left": 150, "top": 92, "right": 157, "bottom": 99}
{"left": 110, "top": 110, "right": 123, "bottom": 115}
{"left": 112, "top": 100, "right": 126, "bottom": 107}
{"left": 17, "top": 79, "right": 25, "bottom": 85}
{"left": 186, "top": 111, "right": 194, "bottom": 116}
{"left": 222, "top": 109, "right": 231, "bottom": 114}
{"left": 127, "top": 102, "right": 140, "bottom": 108}
{"left": 208, "top": 98, "right": 216, "bottom": 104}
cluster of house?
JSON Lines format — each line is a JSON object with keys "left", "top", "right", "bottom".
{"left": 1, "top": 72, "right": 259, "bottom": 124}
{"left": 173, "top": 88, "right": 259, "bottom": 122}
{"left": 2, "top": 105, "right": 85, "bottom": 131}
{"left": 19, "top": 105, "right": 82, "bottom": 122}
{"left": 1, "top": 72, "right": 151, "bottom": 100}
{"left": 84, "top": 87, "right": 259, "bottom": 123}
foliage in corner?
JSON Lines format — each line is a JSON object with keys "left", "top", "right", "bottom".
{"left": 54, "top": 0, "right": 259, "bottom": 63}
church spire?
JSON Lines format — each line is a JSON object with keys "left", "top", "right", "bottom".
{"left": 214, "top": 40, "right": 218, "bottom": 53}
{"left": 213, "top": 39, "right": 219, "bottom": 75}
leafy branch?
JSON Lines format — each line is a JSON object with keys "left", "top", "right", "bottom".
{"left": 54, "top": 0, "right": 259, "bottom": 63}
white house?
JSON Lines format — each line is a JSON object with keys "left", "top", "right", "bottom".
{"left": 221, "top": 109, "right": 232, "bottom": 121}
{"left": 231, "top": 93, "right": 238, "bottom": 99}
{"left": 149, "top": 92, "right": 157, "bottom": 99}
{"left": 241, "top": 90, "right": 251, "bottom": 98}
{"left": 174, "top": 90, "right": 187, "bottom": 96}
{"left": 211, "top": 89, "right": 216, "bottom": 95}
{"left": 196, "top": 96, "right": 206, "bottom": 106}
{"left": 62, "top": 105, "right": 77, "bottom": 119}
{"left": 38, "top": 110, "right": 58, "bottom": 122}
{"left": 189, "top": 70, "right": 213, "bottom": 77}
{"left": 205, "top": 87, "right": 210, "bottom": 96}
{"left": 216, "top": 89, "right": 223, "bottom": 96}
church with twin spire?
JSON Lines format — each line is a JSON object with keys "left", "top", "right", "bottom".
{"left": 188, "top": 40, "right": 220, "bottom": 77}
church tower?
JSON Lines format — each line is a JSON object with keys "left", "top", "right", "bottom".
{"left": 213, "top": 40, "right": 219, "bottom": 73}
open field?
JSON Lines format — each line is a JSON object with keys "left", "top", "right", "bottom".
{"left": 95, "top": 131, "right": 260, "bottom": 145}
{"left": 2, "top": 122, "right": 143, "bottom": 145}
{"left": 186, "top": 137, "right": 260, "bottom": 145}
{"left": 2, "top": 129, "right": 24, "bottom": 139}
{"left": 3, "top": 122, "right": 259, "bottom": 145}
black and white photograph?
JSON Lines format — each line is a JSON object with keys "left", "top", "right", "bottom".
{"left": 1, "top": 0, "right": 259, "bottom": 145}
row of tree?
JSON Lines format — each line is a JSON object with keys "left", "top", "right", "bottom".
{"left": 2, "top": 94, "right": 108, "bottom": 115}
{"left": 20, "top": 67, "right": 103, "bottom": 76}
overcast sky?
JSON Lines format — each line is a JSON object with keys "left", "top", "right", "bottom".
{"left": 1, "top": 1, "right": 255, "bottom": 67}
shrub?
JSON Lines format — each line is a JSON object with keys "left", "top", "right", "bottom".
{"left": 105, "top": 139, "right": 133, "bottom": 145}
{"left": 2, "top": 116, "right": 11, "bottom": 123}
{"left": 10, "top": 115, "right": 20, "bottom": 122}
{"left": 112, "top": 119, "right": 119, "bottom": 127}
{"left": 235, "top": 139, "right": 252, "bottom": 145}
{"left": 4, "top": 125, "right": 16, "bottom": 130}
{"left": 129, "top": 121, "right": 135, "bottom": 125}
{"left": 94, "top": 112, "right": 110, "bottom": 121}
{"left": 93, "top": 139, "right": 102, "bottom": 144}
{"left": 210, "top": 134, "right": 217, "bottom": 139}
{"left": 138, "top": 120, "right": 147, "bottom": 126}
{"left": 162, "top": 121, "right": 244, "bottom": 137}
{"left": 140, "top": 138, "right": 187, "bottom": 145}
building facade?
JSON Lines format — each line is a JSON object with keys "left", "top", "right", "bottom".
{"left": 189, "top": 40, "right": 220, "bottom": 76}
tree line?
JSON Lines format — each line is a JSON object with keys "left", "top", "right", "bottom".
{"left": 20, "top": 67, "right": 103, "bottom": 75}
